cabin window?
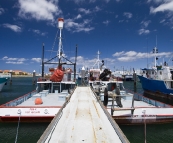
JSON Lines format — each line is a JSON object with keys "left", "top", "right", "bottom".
{"left": 160, "top": 71, "right": 162, "bottom": 75}
{"left": 143, "top": 71, "right": 145, "bottom": 74}
{"left": 152, "top": 71, "right": 154, "bottom": 74}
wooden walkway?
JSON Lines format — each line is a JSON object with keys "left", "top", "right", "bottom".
{"left": 37, "top": 86, "right": 129, "bottom": 143}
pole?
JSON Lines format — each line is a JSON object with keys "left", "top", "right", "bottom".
{"left": 74, "top": 45, "right": 77, "bottom": 82}
{"left": 42, "top": 43, "right": 44, "bottom": 77}
{"left": 143, "top": 110, "right": 147, "bottom": 143}
{"left": 133, "top": 68, "right": 137, "bottom": 92}
{"left": 33, "top": 70, "right": 36, "bottom": 85}
{"left": 9, "top": 70, "right": 13, "bottom": 85}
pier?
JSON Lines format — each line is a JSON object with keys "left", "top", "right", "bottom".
{"left": 37, "top": 86, "right": 129, "bottom": 143}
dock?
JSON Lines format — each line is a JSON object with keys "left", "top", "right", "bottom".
{"left": 37, "top": 86, "right": 129, "bottom": 143}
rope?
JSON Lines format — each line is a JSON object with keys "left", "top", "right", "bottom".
{"left": 15, "top": 109, "right": 21, "bottom": 143}
{"left": 49, "top": 30, "right": 59, "bottom": 59}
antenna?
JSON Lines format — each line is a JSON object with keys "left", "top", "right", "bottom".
{"left": 153, "top": 35, "right": 158, "bottom": 67}
{"left": 92, "top": 50, "right": 101, "bottom": 69}
{"left": 57, "top": 18, "right": 64, "bottom": 64}
{"left": 97, "top": 51, "right": 100, "bottom": 69}
{"left": 147, "top": 37, "right": 148, "bottom": 68}
{"left": 156, "top": 35, "right": 157, "bottom": 48}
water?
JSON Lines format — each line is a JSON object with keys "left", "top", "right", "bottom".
{"left": 0, "top": 78, "right": 173, "bottom": 143}
{"left": 0, "top": 77, "right": 49, "bottom": 143}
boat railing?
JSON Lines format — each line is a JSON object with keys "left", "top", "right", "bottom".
{"left": 0, "top": 90, "right": 37, "bottom": 107}
{"left": 125, "top": 89, "right": 173, "bottom": 108}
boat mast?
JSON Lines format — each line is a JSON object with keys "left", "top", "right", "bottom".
{"left": 42, "top": 43, "right": 44, "bottom": 77}
{"left": 57, "top": 18, "right": 64, "bottom": 65}
{"left": 92, "top": 51, "right": 101, "bottom": 69}
{"left": 153, "top": 36, "right": 158, "bottom": 67}
{"left": 97, "top": 51, "right": 100, "bottom": 69}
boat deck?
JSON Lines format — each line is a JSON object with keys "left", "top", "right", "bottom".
{"left": 38, "top": 86, "right": 129, "bottom": 143}
{"left": 17, "top": 93, "right": 66, "bottom": 107}
{"left": 100, "top": 92, "right": 155, "bottom": 108}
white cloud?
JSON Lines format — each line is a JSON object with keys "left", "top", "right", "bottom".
{"left": 3, "top": 24, "right": 22, "bottom": 32}
{"left": 0, "top": 8, "right": 5, "bottom": 15}
{"left": 94, "top": 6, "right": 101, "bottom": 12}
{"left": 6, "top": 61, "right": 24, "bottom": 64}
{"left": 2, "top": 56, "right": 8, "bottom": 60}
{"left": 124, "top": 51, "right": 137, "bottom": 57}
{"left": 31, "top": 58, "right": 42, "bottom": 63}
{"left": 70, "top": 56, "right": 115, "bottom": 69}
{"left": 103, "top": 20, "right": 110, "bottom": 25}
{"left": 18, "top": 0, "right": 61, "bottom": 21}
{"left": 78, "top": 8, "right": 91, "bottom": 14}
{"left": 75, "top": 14, "right": 82, "bottom": 19}
{"left": 123, "top": 12, "right": 133, "bottom": 19}
{"left": 119, "top": 20, "right": 124, "bottom": 23}
{"left": 141, "top": 20, "right": 151, "bottom": 28}
{"left": 69, "top": 50, "right": 172, "bottom": 70}
{"left": 117, "top": 56, "right": 136, "bottom": 62}
{"left": 150, "top": 1, "right": 173, "bottom": 13}
{"left": 31, "top": 29, "right": 47, "bottom": 36}
{"left": 113, "top": 50, "right": 172, "bottom": 62}
{"left": 138, "top": 28, "right": 150, "bottom": 35}
{"left": 65, "top": 18, "right": 94, "bottom": 33}
{"left": 113, "top": 51, "right": 125, "bottom": 57}
{"left": 2, "top": 57, "right": 28, "bottom": 64}
{"left": 160, "top": 19, "right": 165, "bottom": 23}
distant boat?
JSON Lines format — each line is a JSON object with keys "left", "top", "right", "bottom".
{"left": 0, "top": 73, "right": 10, "bottom": 92}
{"left": 138, "top": 47, "right": 173, "bottom": 100}
{"left": 124, "top": 74, "right": 133, "bottom": 81}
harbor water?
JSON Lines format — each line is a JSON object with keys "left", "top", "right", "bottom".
{"left": 0, "top": 77, "right": 173, "bottom": 143}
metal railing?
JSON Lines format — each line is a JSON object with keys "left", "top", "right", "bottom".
{"left": 0, "top": 90, "right": 37, "bottom": 107}
{"left": 125, "top": 89, "right": 173, "bottom": 108}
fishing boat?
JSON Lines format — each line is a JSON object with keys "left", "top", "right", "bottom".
{"left": 124, "top": 74, "right": 133, "bottom": 81}
{"left": 82, "top": 51, "right": 173, "bottom": 124}
{"left": 89, "top": 73, "right": 173, "bottom": 124}
{"left": 0, "top": 18, "right": 77, "bottom": 122}
{"left": 0, "top": 73, "right": 10, "bottom": 92}
{"left": 138, "top": 47, "right": 173, "bottom": 101}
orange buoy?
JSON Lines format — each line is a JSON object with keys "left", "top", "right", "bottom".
{"left": 35, "top": 98, "right": 43, "bottom": 105}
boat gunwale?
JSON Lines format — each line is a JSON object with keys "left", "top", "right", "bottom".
{"left": 0, "top": 90, "right": 37, "bottom": 107}
{"left": 125, "top": 89, "right": 173, "bottom": 108}
{"left": 0, "top": 106, "right": 62, "bottom": 108}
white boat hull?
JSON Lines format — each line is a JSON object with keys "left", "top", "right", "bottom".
{"left": 0, "top": 82, "right": 6, "bottom": 92}
{"left": 0, "top": 107, "right": 60, "bottom": 122}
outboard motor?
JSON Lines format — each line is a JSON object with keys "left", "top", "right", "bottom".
{"left": 115, "top": 86, "right": 123, "bottom": 108}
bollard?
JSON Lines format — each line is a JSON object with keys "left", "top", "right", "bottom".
{"left": 33, "top": 70, "right": 36, "bottom": 85}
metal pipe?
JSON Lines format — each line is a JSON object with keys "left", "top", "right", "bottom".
{"left": 143, "top": 110, "right": 147, "bottom": 143}
{"left": 42, "top": 43, "right": 45, "bottom": 77}
{"left": 74, "top": 45, "right": 77, "bottom": 82}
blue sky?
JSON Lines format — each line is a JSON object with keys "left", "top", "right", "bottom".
{"left": 0, "top": 0, "right": 173, "bottom": 73}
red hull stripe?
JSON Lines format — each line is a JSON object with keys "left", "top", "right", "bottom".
{"left": 0, "top": 106, "right": 62, "bottom": 108}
